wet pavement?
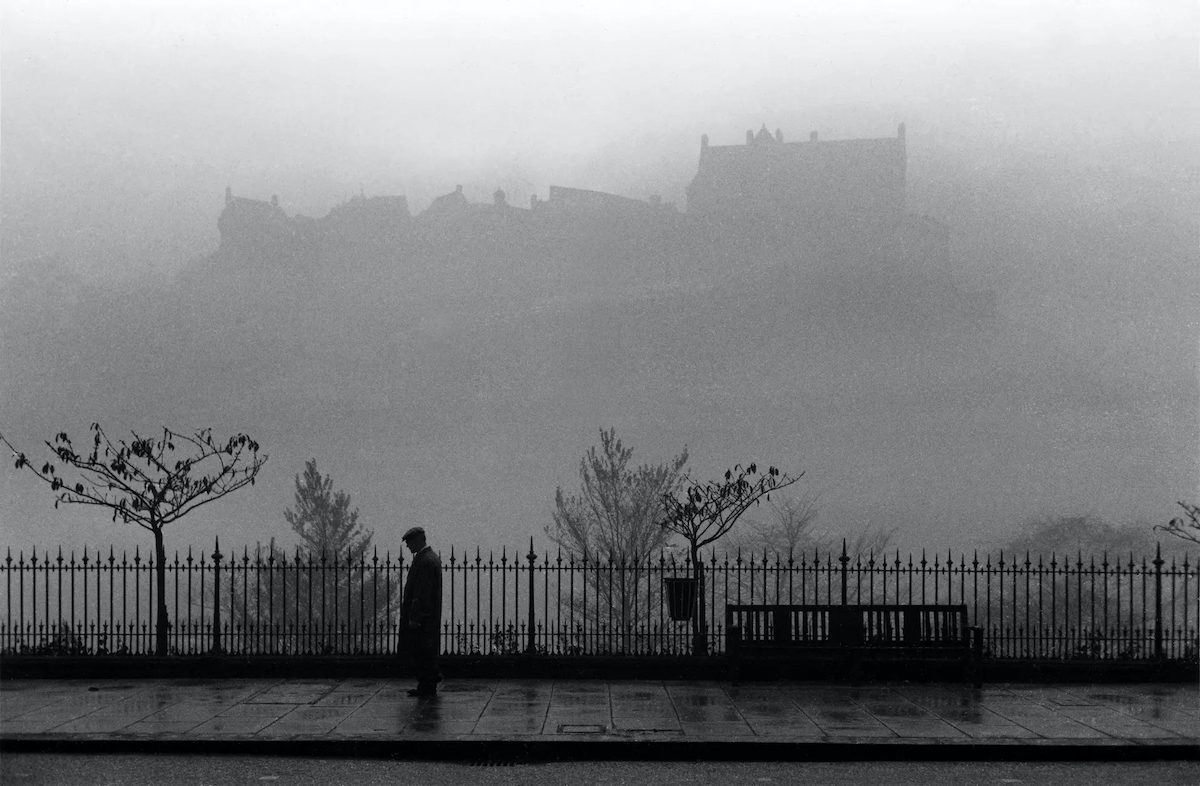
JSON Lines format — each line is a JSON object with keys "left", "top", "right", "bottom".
{"left": 1, "top": 678, "right": 1196, "bottom": 758}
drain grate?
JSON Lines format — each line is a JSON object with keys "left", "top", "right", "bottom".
{"left": 558, "top": 724, "right": 607, "bottom": 734}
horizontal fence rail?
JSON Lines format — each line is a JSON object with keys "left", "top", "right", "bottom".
{"left": 1, "top": 540, "right": 1196, "bottom": 661}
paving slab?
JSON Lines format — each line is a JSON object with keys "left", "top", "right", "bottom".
{"left": 1, "top": 677, "right": 1196, "bottom": 760}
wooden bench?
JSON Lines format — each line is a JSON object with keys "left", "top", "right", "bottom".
{"left": 725, "top": 604, "right": 983, "bottom": 686}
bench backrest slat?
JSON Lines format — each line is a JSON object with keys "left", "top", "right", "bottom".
{"left": 727, "top": 604, "right": 968, "bottom": 647}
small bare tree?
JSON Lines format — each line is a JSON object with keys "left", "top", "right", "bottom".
{"left": 660, "top": 463, "right": 800, "bottom": 654}
{"left": 1158, "top": 501, "right": 1200, "bottom": 545}
{"left": 2, "top": 424, "right": 267, "bottom": 655}
{"left": 548, "top": 428, "right": 688, "bottom": 561}
{"left": 547, "top": 427, "right": 688, "bottom": 652}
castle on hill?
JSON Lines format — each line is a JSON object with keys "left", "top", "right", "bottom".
{"left": 687, "top": 123, "right": 906, "bottom": 238}
{"left": 216, "top": 123, "right": 945, "bottom": 270}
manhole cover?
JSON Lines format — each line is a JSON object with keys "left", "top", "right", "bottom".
{"left": 558, "top": 724, "right": 607, "bottom": 734}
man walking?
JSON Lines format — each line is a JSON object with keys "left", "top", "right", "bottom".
{"left": 400, "top": 526, "right": 442, "bottom": 697}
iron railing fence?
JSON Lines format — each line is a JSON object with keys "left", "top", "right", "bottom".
{"left": 1, "top": 540, "right": 1196, "bottom": 660}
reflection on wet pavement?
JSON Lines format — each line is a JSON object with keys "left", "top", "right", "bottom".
{"left": 0, "top": 677, "right": 1196, "bottom": 744}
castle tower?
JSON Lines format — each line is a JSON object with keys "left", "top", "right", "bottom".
{"left": 686, "top": 124, "right": 908, "bottom": 235}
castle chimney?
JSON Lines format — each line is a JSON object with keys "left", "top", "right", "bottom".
{"left": 225, "top": 186, "right": 232, "bottom": 205}
{"left": 898, "top": 122, "right": 906, "bottom": 139}
{"left": 775, "top": 128, "right": 783, "bottom": 143}
{"left": 746, "top": 130, "right": 754, "bottom": 145}
{"left": 701, "top": 133, "right": 709, "bottom": 148}
{"left": 809, "top": 131, "right": 818, "bottom": 142}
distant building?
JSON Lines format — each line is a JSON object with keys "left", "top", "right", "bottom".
{"left": 215, "top": 120, "right": 943, "bottom": 274}
{"left": 217, "top": 188, "right": 294, "bottom": 248}
{"left": 326, "top": 193, "right": 410, "bottom": 224}
{"left": 538, "top": 185, "right": 663, "bottom": 216}
{"left": 422, "top": 184, "right": 470, "bottom": 218}
{"left": 324, "top": 193, "right": 411, "bottom": 243}
{"left": 686, "top": 123, "right": 907, "bottom": 238}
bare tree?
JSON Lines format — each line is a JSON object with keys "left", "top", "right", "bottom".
{"left": 660, "top": 463, "right": 800, "bottom": 654}
{"left": 737, "top": 495, "right": 895, "bottom": 558}
{"left": 743, "top": 494, "right": 820, "bottom": 554}
{"left": 2, "top": 424, "right": 266, "bottom": 655}
{"left": 546, "top": 427, "right": 688, "bottom": 652}
{"left": 1157, "top": 502, "right": 1200, "bottom": 545}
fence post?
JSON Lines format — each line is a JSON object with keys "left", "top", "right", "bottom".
{"left": 1153, "top": 542, "right": 1164, "bottom": 660}
{"left": 211, "top": 537, "right": 223, "bottom": 654}
{"left": 526, "top": 537, "right": 537, "bottom": 654}
{"left": 839, "top": 539, "right": 850, "bottom": 605}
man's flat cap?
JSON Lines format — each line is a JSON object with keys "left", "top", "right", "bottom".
{"left": 402, "top": 526, "right": 426, "bottom": 542}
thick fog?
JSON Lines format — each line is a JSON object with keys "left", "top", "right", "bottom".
{"left": 1, "top": 1, "right": 1197, "bottom": 560}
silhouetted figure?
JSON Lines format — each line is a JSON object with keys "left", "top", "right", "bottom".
{"left": 399, "top": 526, "right": 442, "bottom": 697}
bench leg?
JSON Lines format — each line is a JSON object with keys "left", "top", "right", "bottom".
{"left": 969, "top": 627, "right": 983, "bottom": 688}
{"left": 727, "top": 625, "right": 741, "bottom": 684}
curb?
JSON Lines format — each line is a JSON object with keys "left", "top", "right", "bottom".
{"left": 4, "top": 735, "right": 1198, "bottom": 762}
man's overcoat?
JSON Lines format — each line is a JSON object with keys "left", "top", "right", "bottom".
{"left": 400, "top": 545, "right": 442, "bottom": 648}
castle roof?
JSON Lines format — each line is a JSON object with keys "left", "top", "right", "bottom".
{"left": 426, "top": 184, "right": 469, "bottom": 213}
{"left": 686, "top": 124, "right": 908, "bottom": 226}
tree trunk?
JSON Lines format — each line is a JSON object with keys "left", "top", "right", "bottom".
{"left": 691, "top": 545, "right": 707, "bottom": 656}
{"left": 153, "top": 527, "right": 169, "bottom": 656}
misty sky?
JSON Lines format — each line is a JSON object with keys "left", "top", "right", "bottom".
{"left": 1, "top": 1, "right": 1198, "bottom": 556}
{"left": 4, "top": 1, "right": 1197, "bottom": 276}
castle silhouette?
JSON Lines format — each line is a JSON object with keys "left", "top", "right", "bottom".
{"left": 217, "top": 124, "right": 944, "bottom": 271}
